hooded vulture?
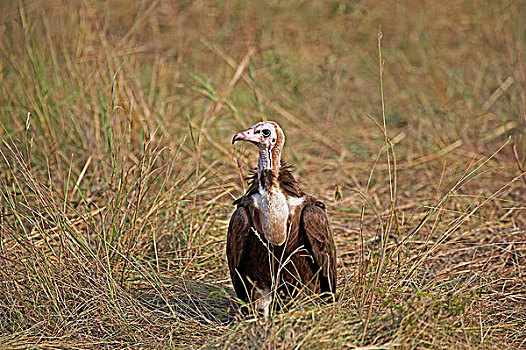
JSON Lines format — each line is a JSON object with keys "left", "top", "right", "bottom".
{"left": 228, "top": 121, "right": 337, "bottom": 316}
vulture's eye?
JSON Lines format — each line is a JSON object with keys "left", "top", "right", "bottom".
{"left": 262, "top": 129, "right": 271, "bottom": 137}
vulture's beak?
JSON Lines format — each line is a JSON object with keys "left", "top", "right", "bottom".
{"left": 232, "top": 128, "right": 258, "bottom": 145}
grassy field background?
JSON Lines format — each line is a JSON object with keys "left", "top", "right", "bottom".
{"left": 1, "top": 0, "right": 525, "bottom": 348}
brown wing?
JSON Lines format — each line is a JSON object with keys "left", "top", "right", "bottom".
{"left": 300, "top": 201, "right": 337, "bottom": 294}
{"left": 226, "top": 207, "right": 251, "bottom": 301}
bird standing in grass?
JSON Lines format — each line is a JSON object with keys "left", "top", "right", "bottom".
{"left": 228, "top": 121, "right": 337, "bottom": 317}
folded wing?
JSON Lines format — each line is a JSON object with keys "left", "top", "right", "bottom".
{"left": 300, "top": 202, "right": 337, "bottom": 294}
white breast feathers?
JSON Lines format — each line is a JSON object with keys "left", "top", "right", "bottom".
{"left": 251, "top": 189, "right": 305, "bottom": 246}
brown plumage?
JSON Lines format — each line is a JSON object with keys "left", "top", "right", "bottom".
{"left": 228, "top": 121, "right": 337, "bottom": 315}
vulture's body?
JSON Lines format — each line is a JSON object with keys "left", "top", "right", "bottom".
{"left": 228, "top": 121, "right": 337, "bottom": 315}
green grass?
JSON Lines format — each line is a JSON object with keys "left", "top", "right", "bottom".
{"left": 1, "top": 0, "right": 525, "bottom": 348}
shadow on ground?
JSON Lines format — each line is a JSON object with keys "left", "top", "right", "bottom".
{"left": 135, "top": 277, "right": 240, "bottom": 325}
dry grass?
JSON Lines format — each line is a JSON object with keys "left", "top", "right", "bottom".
{"left": 1, "top": 0, "right": 525, "bottom": 348}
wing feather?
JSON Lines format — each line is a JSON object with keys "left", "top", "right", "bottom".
{"left": 300, "top": 202, "right": 337, "bottom": 294}
{"left": 226, "top": 207, "right": 251, "bottom": 300}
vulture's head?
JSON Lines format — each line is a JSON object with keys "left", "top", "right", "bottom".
{"left": 232, "top": 121, "right": 285, "bottom": 151}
